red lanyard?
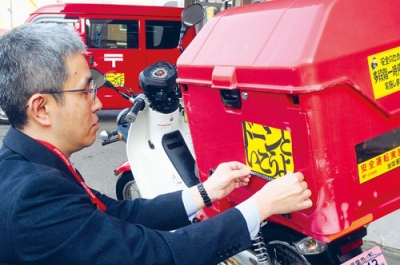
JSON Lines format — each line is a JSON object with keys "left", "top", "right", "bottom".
{"left": 36, "top": 140, "right": 107, "bottom": 212}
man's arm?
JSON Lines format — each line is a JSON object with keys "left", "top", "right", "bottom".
{"left": 12, "top": 173, "right": 252, "bottom": 265}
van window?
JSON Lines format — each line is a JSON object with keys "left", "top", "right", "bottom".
{"left": 32, "top": 17, "right": 79, "bottom": 30}
{"left": 86, "top": 19, "right": 139, "bottom": 49}
{"left": 145, "top": 20, "right": 181, "bottom": 49}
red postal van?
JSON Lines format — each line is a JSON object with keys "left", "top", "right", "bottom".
{"left": 25, "top": 3, "right": 197, "bottom": 109}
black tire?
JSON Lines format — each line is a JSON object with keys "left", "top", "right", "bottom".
{"left": 115, "top": 172, "right": 141, "bottom": 200}
{"left": 265, "top": 240, "right": 309, "bottom": 265}
{"left": 261, "top": 222, "right": 336, "bottom": 265}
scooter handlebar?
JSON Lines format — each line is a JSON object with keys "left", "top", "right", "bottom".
{"left": 100, "top": 129, "right": 118, "bottom": 141}
{"left": 125, "top": 94, "right": 146, "bottom": 123}
{"left": 100, "top": 129, "right": 120, "bottom": 146}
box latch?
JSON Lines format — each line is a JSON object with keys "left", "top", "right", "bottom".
{"left": 220, "top": 89, "right": 241, "bottom": 109}
{"left": 212, "top": 66, "right": 241, "bottom": 109}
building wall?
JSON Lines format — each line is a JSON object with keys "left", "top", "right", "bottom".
{"left": 1, "top": 0, "right": 33, "bottom": 29}
{"left": 365, "top": 210, "right": 400, "bottom": 251}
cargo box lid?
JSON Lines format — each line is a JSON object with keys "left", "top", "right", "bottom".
{"left": 178, "top": 0, "right": 400, "bottom": 116}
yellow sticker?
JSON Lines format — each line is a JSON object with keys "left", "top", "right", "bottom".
{"left": 368, "top": 47, "right": 400, "bottom": 99}
{"left": 357, "top": 147, "right": 400, "bottom": 183}
{"left": 105, "top": 73, "right": 125, "bottom": 87}
{"left": 243, "top": 122, "right": 294, "bottom": 179}
{"left": 356, "top": 127, "right": 400, "bottom": 183}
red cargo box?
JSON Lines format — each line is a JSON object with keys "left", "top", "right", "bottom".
{"left": 177, "top": 0, "right": 400, "bottom": 242}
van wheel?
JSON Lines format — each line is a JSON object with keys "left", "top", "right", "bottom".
{"left": 116, "top": 172, "right": 141, "bottom": 200}
{"left": 0, "top": 107, "right": 9, "bottom": 124}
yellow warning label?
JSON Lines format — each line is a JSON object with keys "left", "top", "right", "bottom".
{"left": 356, "top": 126, "right": 400, "bottom": 183}
{"left": 105, "top": 73, "right": 125, "bottom": 87}
{"left": 358, "top": 147, "right": 400, "bottom": 183}
{"left": 243, "top": 122, "right": 294, "bottom": 179}
{"left": 368, "top": 47, "right": 400, "bottom": 99}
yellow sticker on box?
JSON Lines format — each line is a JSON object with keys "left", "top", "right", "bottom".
{"left": 356, "top": 127, "right": 400, "bottom": 183}
{"left": 243, "top": 122, "right": 294, "bottom": 179}
{"left": 368, "top": 47, "right": 400, "bottom": 99}
{"left": 105, "top": 73, "right": 125, "bottom": 87}
{"left": 357, "top": 147, "right": 400, "bottom": 183}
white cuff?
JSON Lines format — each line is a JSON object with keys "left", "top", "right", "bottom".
{"left": 182, "top": 188, "right": 197, "bottom": 219}
{"left": 235, "top": 198, "right": 260, "bottom": 239}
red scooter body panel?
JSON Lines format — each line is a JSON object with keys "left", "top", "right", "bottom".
{"left": 177, "top": 0, "right": 400, "bottom": 242}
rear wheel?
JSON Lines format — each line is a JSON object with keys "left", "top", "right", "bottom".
{"left": 115, "top": 172, "right": 141, "bottom": 200}
{"left": 260, "top": 222, "right": 336, "bottom": 265}
{"left": 266, "top": 240, "right": 309, "bottom": 265}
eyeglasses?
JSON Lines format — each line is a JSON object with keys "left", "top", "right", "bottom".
{"left": 41, "top": 80, "right": 98, "bottom": 101}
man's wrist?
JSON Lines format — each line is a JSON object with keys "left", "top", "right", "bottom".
{"left": 196, "top": 182, "right": 212, "bottom": 207}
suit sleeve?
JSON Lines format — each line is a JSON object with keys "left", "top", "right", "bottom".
{"left": 93, "top": 188, "right": 191, "bottom": 231}
{"left": 11, "top": 173, "right": 253, "bottom": 265}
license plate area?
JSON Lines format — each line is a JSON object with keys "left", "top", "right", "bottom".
{"left": 341, "top": 246, "right": 387, "bottom": 265}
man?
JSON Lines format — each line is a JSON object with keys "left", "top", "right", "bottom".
{"left": 0, "top": 23, "right": 312, "bottom": 264}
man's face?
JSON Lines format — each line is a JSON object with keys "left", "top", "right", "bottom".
{"left": 50, "top": 53, "right": 103, "bottom": 156}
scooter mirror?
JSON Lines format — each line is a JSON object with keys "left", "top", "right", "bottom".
{"left": 182, "top": 3, "right": 205, "bottom": 27}
{"left": 178, "top": 3, "right": 205, "bottom": 52}
{"left": 90, "top": 68, "right": 107, "bottom": 88}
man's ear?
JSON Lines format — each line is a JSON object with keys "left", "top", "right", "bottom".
{"left": 26, "top": 94, "right": 51, "bottom": 126}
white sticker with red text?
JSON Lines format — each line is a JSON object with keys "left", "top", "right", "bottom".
{"left": 341, "top": 246, "right": 387, "bottom": 265}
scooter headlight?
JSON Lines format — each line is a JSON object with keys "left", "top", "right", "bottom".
{"left": 294, "top": 237, "right": 327, "bottom": 255}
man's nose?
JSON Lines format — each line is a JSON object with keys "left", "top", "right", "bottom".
{"left": 93, "top": 96, "right": 102, "bottom": 111}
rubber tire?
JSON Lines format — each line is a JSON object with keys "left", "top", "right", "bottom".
{"left": 266, "top": 240, "right": 309, "bottom": 265}
{"left": 115, "top": 171, "right": 141, "bottom": 200}
{"left": 261, "top": 222, "right": 335, "bottom": 265}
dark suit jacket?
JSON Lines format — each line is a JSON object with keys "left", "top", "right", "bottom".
{"left": 0, "top": 128, "right": 252, "bottom": 265}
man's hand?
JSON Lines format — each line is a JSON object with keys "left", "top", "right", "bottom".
{"left": 190, "top": 162, "right": 251, "bottom": 209}
{"left": 252, "top": 172, "right": 312, "bottom": 222}
{"left": 191, "top": 162, "right": 312, "bottom": 220}
{"left": 203, "top": 161, "right": 252, "bottom": 201}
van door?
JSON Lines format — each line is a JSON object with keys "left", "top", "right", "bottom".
{"left": 85, "top": 18, "right": 144, "bottom": 109}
